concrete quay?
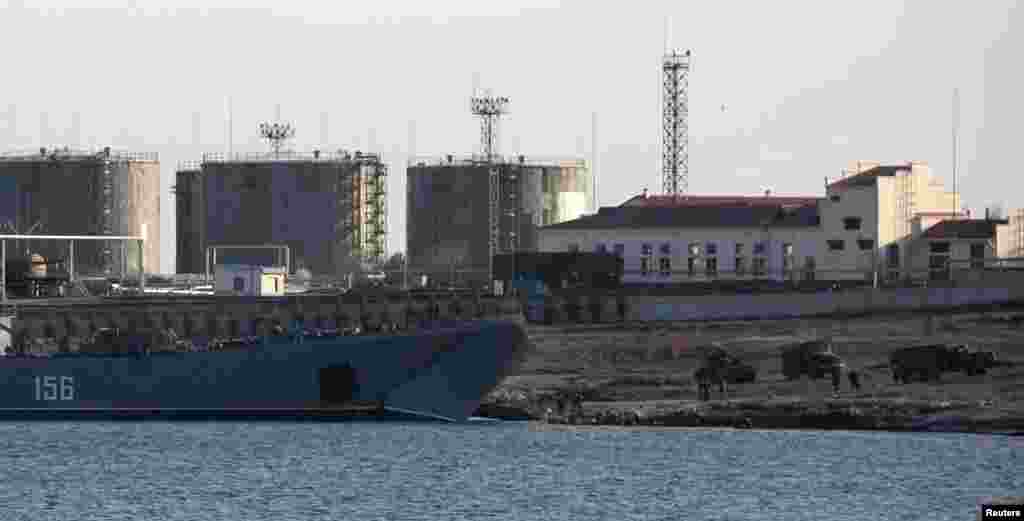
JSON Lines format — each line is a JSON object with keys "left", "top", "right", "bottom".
{"left": 5, "top": 276, "right": 1024, "bottom": 348}
{"left": 1, "top": 293, "right": 525, "bottom": 346}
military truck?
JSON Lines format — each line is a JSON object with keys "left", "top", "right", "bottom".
{"left": 694, "top": 344, "right": 757, "bottom": 384}
{"left": 780, "top": 340, "right": 845, "bottom": 380}
{"left": 692, "top": 343, "right": 757, "bottom": 401}
{"left": 889, "top": 343, "right": 997, "bottom": 383}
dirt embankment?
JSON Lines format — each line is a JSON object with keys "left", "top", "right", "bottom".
{"left": 479, "top": 311, "right": 1024, "bottom": 434}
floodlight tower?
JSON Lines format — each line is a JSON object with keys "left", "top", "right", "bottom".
{"left": 470, "top": 91, "right": 510, "bottom": 292}
{"left": 662, "top": 49, "right": 691, "bottom": 195}
{"left": 258, "top": 120, "right": 296, "bottom": 159}
{"left": 470, "top": 92, "right": 510, "bottom": 161}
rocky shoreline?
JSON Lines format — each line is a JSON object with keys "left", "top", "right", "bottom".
{"left": 476, "top": 398, "right": 1024, "bottom": 435}
{"left": 474, "top": 311, "right": 1024, "bottom": 435}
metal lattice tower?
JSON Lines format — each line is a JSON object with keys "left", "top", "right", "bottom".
{"left": 471, "top": 92, "right": 510, "bottom": 290}
{"left": 662, "top": 49, "right": 691, "bottom": 195}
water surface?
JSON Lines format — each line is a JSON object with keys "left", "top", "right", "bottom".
{"left": 0, "top": 422, "right": 1018, "bottom": 520}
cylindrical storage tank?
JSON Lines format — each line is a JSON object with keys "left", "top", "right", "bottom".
{"left": 186, "top": 153, "right": 387, "bottom": 277}
{"left": 0, "top": 150, "right": 161, "bottom": 276}
{"left": 174, "top": 166, "right": 204, "bottom": 274}
{"left": 406, "top": 157, "right": 592, "bottom": 288}
{"left": 29, "top": 253, "right": 46, "bottom": 276}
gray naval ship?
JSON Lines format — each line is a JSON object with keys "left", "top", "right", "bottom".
{"left": 0, "top": 320, "right": 532, "bottom": 422}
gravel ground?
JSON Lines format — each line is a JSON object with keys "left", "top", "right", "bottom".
{"left": 485, "top": 311, "right": 1024, "bottom": 432}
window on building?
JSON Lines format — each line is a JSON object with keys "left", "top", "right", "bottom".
{"left": 827, "top": 240, "right": 845, "bottom": 252}
{"left": 640, "top": 257, "right": 651, "bottom": 277}
{"left": 735, "top": 256, "right": 746, "bottom": 276}
{"left": 595, "top": 244, "right": 608, "bottom": 254}
{"left": 752, "top": 257, "right": 768, "bottom": 277}
{"left": 659, "top": 258, "right": 671, "bottom": 277}
{"left": 803, "top": 256, "right": 816, "bottom": 281}
{"left": 753, "top": 241, "right": 767, "bottom": 255}
{"left": 929, "top": 242, "right": 951, "bottom": 254}
{"left": 687, "top": 257, "right": 697, "bottom": 277}
{"left": 641, "top": 244, "right": 653, "bottom": 256}
{"left": 970, "top": 243, "right": 986, "bottom": 269}
{"left": 688, "top": 243, "right": 701, "bottom": 256}
{"left": 858, "top": 239, "right": 875, "bottom": 251}
{"left": 735, "top": 243, "right": 745, "bottom": 256}
{"left": 660, "top": 243, "right": 671, "bottom": 255}
{"left": 843, "top": 217, "right": 862, "bottom": 230}
{"left": 233, "top": 277, "right": 245, "bottom": 292}
{"left": 613, "top": 244, "right": 625, "bottom": 257}
{"left": 568, "top": 243, "right": 580, "bottom": 253}
{"left": 929, "top": 255, "right": 950, "bottom": 281}
{"left": 705, "top": 257, "right": 718, "bottom": 277}
{"left": 705, "top": 243, "right": 718, "bottom": 256}
{"left": 929, "top": 255, "right": 949, "bottom": 269}
{"left": 885, "top": 244, "right": 900, "bottom": 270}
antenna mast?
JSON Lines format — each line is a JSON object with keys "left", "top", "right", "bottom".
{"left": 662, "top": 49, "right": 692, "bottom": 195}
{"left": 952, "top": 87, "right": 960, "bottom": 215}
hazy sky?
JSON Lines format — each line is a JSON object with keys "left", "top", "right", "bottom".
{"left": 0, "top": 0, "right": 1020, "bottom": 273}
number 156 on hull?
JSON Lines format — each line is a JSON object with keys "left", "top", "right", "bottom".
{"left": 34, "top": 376, "right": 75, "bottom": 401}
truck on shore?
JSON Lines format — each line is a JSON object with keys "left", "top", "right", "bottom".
{"left": 889, "top": 343, "right": 997, "bottom": 383}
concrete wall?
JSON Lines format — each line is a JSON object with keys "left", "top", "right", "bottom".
{"left": 626, "top": 285, "right": 1020, "bottom": 322}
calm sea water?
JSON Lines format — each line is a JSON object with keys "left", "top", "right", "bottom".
{"left": 0, "top": 421, "right": 1018, "bottom": 521}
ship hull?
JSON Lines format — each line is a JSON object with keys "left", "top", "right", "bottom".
{"left": 0, "top": 320, "right": 532, "bottom": 423}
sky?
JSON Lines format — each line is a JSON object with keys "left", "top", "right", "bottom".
{"left": 0, "top": 0, "right": 1021, "bottom": 274}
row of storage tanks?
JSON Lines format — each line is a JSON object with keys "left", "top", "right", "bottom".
{"left": 180, "top": 153, "right": 594, "bottom": 285}
{"left": 0, "top": 147, "right": 593, "bottom": 283}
